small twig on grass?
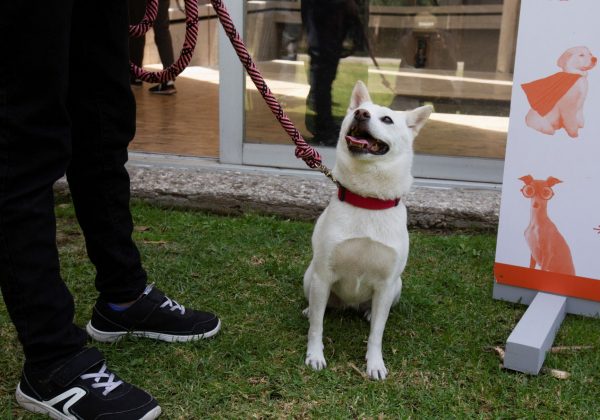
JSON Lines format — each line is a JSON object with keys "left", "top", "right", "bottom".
{"left": 491, "top": 346, "right": 505, "bottom": 360}
{"left": 348, "top": 362, "right": 368, "bottom": 379}
{"left": 541, "top": 367, "right": 570, "bottom": 379}
{"left": 550, "top": 345, "right": 594, "bottom": 353}
{"left": 486, "top": 345, "right": 571, "bottom": 379}
{"left": 142, "top": 240, "right": 168, "bottom": 245}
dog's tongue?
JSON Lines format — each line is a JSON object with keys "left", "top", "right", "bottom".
{"left": 345, "top": 135, "right": 370, "bottom": 150}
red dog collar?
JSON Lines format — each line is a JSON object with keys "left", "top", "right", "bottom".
{"left": 337, "top": 185, "right": 400, "bottom": 210}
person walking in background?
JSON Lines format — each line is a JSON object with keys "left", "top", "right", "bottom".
{"left": 302, "top": 0, "right": 370, "bottom": 146}
{"left": 129, "top": 0, "right": 177, "bottom": 94}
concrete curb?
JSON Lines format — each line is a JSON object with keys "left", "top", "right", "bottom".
{"left": 55, "top": 163, "right": 500, "bottom": 230}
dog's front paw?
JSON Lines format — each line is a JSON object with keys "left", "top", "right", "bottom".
{"left": 366, "top": 358, "right": 388, "bottom": 380}
{"left": 305, "top": 351, "right": 327, "bottom": 371}
{"left": 302, "top": 307, "right": 309, "bottom": 318}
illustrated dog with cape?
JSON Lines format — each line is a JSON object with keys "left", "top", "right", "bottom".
{"left": 522, "top": 46, "right": 596, "bottom": 138}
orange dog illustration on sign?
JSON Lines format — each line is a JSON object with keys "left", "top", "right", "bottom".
{"left": 522, "top": 46, "right": 596, "bottom": 138}
{"left": 520, "top": 175, "right": 575, "bottom": 275}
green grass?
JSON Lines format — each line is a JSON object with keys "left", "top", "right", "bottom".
{"left": 1, "top": 201, "right": 599, "bottom": 419}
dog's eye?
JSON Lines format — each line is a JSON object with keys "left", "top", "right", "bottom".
{"left": 380, "top": 116, "right": 394, "bottom": 124}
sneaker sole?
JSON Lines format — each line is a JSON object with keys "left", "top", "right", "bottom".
{"left": 149, "top": 90, "right": 176, "bottom": 95}
{"left": 16, "top": 383, "right": 162, "bottom": 420}
{"left": 86, "top": 319, "right": 221, "bottom": 343}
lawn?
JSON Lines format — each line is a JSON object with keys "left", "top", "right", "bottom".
{"left": 1, "top": 201, "right": 599, "bottom": 419}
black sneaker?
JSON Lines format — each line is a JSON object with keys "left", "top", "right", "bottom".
{"left": 148, "top": 82, "right": 176, "bottom": 95}
{"left": 16, "top": 347, "right": 161, "bottom": 419}
{"left": 130, "top": 77, "right": 143, "bottom": 86}
{"left": 86, "top": 284, "right": 221, "bottom": 343}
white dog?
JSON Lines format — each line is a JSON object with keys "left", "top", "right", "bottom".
{"left": 303, "top": 81, "right": 432, "bottom": 380}
{"left": 523, "top": 46, "right": 596, "bottom": 138}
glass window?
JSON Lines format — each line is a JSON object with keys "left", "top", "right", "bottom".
{"left": 244, "top": 0, "right": 518, "bottom": 160}
{"left": 129, "top": 0, "right": 220, "bottom": 158}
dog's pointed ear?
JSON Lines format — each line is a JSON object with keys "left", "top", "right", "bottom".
{"left": 557, "top": 50, "right": 572, "bottom": 69}
{"left": 348, "top": 80, "right": 372, "bottom": 111}
{"left": 406, "top": 105, "right": 433, "bottom": 136}
{"left": 546, "top": 176, "right": 562, "bottom": 187}
{"left": 519, "top": 175, "right": 534, "bottom": 185}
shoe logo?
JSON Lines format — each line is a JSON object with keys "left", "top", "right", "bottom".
{"left": 45, "top": 387, "right": 87, "bottom": 418}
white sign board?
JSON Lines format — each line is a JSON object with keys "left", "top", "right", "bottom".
{"left": 495, "top": 0, "right": 600, "bottom": 304}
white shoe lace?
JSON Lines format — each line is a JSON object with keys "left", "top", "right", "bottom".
{"left": 144, "top": 283, "right": 186, "bottom": 315}
{"left": 80, "top": 364, "right": 124, "bottom": 396}
{"left": 160, "top": 297, "right": 186, "bottom": 315}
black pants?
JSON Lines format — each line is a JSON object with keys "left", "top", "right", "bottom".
{"left": 0, "top": 0, "right": 147, "bottom": 372}
{"left": 302, "top": 0, "right": 350, "bottom": 140}
{"left": 129, "top": 0, "right": 176, "bottom": 70}
{"left": 302, "top": 0, "right": 370, "bottom": 141}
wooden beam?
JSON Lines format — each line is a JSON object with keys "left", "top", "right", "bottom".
{"left": 496, "top": 0, "right": 520, "bottom": 74}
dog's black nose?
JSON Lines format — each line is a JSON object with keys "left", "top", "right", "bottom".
{"left": 354, "top": 109, "right": 371, "bottom": 121}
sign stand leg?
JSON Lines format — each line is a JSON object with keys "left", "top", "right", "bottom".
{"left": 503, "top": 292, "right": 567, "bottom": 374}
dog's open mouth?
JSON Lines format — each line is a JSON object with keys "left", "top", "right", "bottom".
{"left": 345, "top": 127, "right": 389, "bottom": 155}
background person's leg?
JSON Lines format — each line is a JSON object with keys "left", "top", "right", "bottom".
{"left": 154, "top": 0, "right": 176, "bottom": 69}
{"left": 0, "top": 0, "right": 88, "bottom": 371}
{"left": 128, "top": 0, "right": 147, "bottom": 69}
{"left": 302, "top": 0, "right": 347, "bottom": 145}
{"left": 148, "top": 0, "right": 177, "bottom": 94}
{"left": 67, "top": 0, "right": 148, "bottom": 305}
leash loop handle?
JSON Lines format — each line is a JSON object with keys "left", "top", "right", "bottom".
{"left": 129, "top": 0, "right": 158, "bottom": 38}
{"left": 128, "top": 0, "right": 199, "bottom": 84}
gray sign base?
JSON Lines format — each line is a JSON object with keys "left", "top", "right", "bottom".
{"left": 493, "top": 281, "right": 600, "bottom": 375}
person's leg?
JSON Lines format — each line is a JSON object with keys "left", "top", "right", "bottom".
{"left": 67, "top": 0, "right": 147, "bottom": 304}
{"left": 65, "top": 0, "right": 219, "bottom": 343}
{"left": 3, "top": 3, "right": 161, "bottom": 417}
{"left": 154, "top": 0, "right": 175, "bottom": 69}
{"left": 0, "top": 0, "right": 88, "bottom": 372}
{"left": 128, "top": 0, "right": 147, "bottom": 69}
{"left": 302, "top": 0, "right": 346, "bottom": 144}
{"left": 147, "top": 0, "right": 177, "bottom": 94}
{"left": 302, "top": 0, "right": 321, "bottom": 136}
